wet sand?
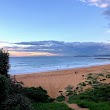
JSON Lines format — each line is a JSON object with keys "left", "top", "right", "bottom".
{"left": 15, "top": 64, "right": 110, "bottom": 98}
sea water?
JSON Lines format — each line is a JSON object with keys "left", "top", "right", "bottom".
{"left": 9, "top": 56, "right": 110, "bottom": 75}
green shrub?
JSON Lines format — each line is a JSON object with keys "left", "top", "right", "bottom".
{"left": 56, "top": 95, "right": 65, "bottom": 102}
{"left": 0, "top": 75, "right": 34, "bottom": 110}
{"left": 68, "top": 85, "right": 110, "bottom": 110}
{"left": 98, "top": 73, "right": 104, "bottom": 77}
{"left": 66, "top": 90, "right": 74, "bottom": 96}
{"left": 0, "top": 75, "right": 10, "bottom": 103}
{"left": 33, "top": 102, "right": 73, "bottom": 110}
{"left": 22, "top": 87, "right": 52, "bottom": 103}
{"left": 65, "top": 85, "right": 73, "bottom": 91}
{"left": 69, "top": 97, "right": 110, "bottom": 110}
{"left": 0, "top": 49, "right": 9, "bottom": 77}
{"left": 2, "top": 94, "right": 35, "bottom": 110}
{"left": 88, "top": 81, "right": 92, "bottom": 85}
{"left": 75, "top": 100, "right": 110, "bottom": 110}
{"left": 79, "top": 82, "right": 86, "bottom": 86}
{"left": 106, "top": 74, "right": 110, "bottom": 78}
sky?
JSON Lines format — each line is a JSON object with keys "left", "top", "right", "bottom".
{"left": 1, "top": 0, "right": 110, "bottom": 56}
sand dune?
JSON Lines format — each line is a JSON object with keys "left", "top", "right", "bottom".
{"left": 15, "top": 64, "right": 110, "bottom": 98}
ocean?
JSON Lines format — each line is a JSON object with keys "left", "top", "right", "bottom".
{"left": 9, "top": 56, "right": 110, "bottom": 75}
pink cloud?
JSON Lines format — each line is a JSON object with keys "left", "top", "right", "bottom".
{"left": 9, "top": 51, "right": 59, "bottom": 57}
{"left": 80, "top": 0, "right": 110, "bottom": 8}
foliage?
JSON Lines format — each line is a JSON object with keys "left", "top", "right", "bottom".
{"left": 69, "top": 85, "right": 110, "bottom": 103}
{"left": 65, "top": 85, "right": 74, "bottom": 96}
{"left": 33, "top": 102, "right": 73, "bottom": 110}
{"left": 2, "top": 94, "right": 35, "bottom": 110}
{"left": 0, "top": 49, "right": 56, "bottom": 110}
{"left": 68, "top": 85, "right": 110, "bottom": 110}
{"left": 22, "top": 87, "right": 53, "bottom": 103}
{"left": 65, "top": 85, "right": 73, "bottom": 91}
{"left": 56, "top": 95, "right": 65, "bottom": 102}
{"left": 0, "top": 74, "right": 35, "bottom": 110}
{"left": 66, "top": 90, "right": 74, "bottom": 96}
{"left": 79, "top": 82, "right": 86, "bottom": 86}
{"left": 0, "top": 49, "right": 34, "bottom": 109}
{"left": 0, "top": 49, "right": 9, "bottom": 77}
{"left": 9, "top": 79, "right": 23, "bottom": 94}
{"left": 0, "top": 75, "right": 10, "bottom": 103}
{"left": 106, "top": 74, "right": 110, "bottom": 78}
{"left": 70, "top": 100, "right": 110, "bottom": 110}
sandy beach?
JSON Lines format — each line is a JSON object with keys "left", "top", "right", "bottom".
{"left": 15, "top": 64, "right": 110, "bottom": 98}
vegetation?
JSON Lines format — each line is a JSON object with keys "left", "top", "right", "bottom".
{"left": 106, "top": 74, "right": 110, "bottom": 78}
{"left": 65, "top": 85, "right": 74, "bottom": 96}
{"left": 56, "top": 95, "right": 65, "bottom": 102}
{"left": 33, "top": 102, "right": 73, "bottom": 110}
{"left": 22, "top": 87, "right": 53, "bottom": 103}
{"left": 0, "top": 75, "right": 10, "bottom": 104}
{"left": 0, "top": 49, "right": 49, "bottom": 110}
{"left": 1, "top": 48, "right": 110, "bottom": 110}
{"left": 69, "top": 100, "right": 110, "bottom": 110}
{"left": 0, "top": 49, "right": 72, "bottom": 110}
{"left": 0, "top": 49, "right": 9, "bottom": 77}
{"left": 68, "top": 85, "right": 110, "bottom": 110}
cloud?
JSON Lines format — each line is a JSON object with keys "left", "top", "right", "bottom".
{"left": 102, "top": 8, "right": 110, "bottom": 27}
{"left": 9, "top": 51, "right": 58, "bottom": 57}
{"left": 80, "top": 0, "right": 110, "bottom": 27}
{"left": 103, "top": 8, "right": 110, "bottom": 18}
{"left": 2, "top": 41, "right": 110, "bottom": 57}
{"left": 0, "top": 41, "right": 11, "bottom": 48}
{"left": 80, "top": 0, "right": 110, "bottom": 8}
{"left": 11, "top": 41, "right": 110, "bottom": 56}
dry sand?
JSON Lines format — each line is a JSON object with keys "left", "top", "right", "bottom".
{"left": 15, "top": 64, "right": 110, "bottom": 98}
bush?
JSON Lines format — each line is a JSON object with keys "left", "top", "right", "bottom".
{"left": 56, "top": 95, "right": 65, "bottom": 102}
{"left": 22, "top": 87, "right": 52, "bottom": 103}
{"left": 79, "top": 82, "right": 86, "bottom": 86}
{"left": 0, "top": 49, "right": 35, "bottom": 110}
{"left": 66, "top": 91, "right": 74, "bottom": 96}
{"left": 0, "top": 49, "right": 9, "bottom": 77}
{"left": 0, "top": 74, "right": 34, "bottom": 110}
{"left": 0, "top": 75, "right": 10, "bottom": 103}
{"left": 74, "top": 86, "right": 110, "bottom": 102}
{"left": 106, "top": 74, "right": 110, "bottom": 78}
{"left": 76, "top": 100, "right": 110, "bottom": 110}
{"left": 2, "top": 94, "right": 35, "bottom": 110}
{"left": 0, "top": 49, "right": 57, "bottom": 110}
{"left": 33, "top": 102, "right": 73, "bottom": 110}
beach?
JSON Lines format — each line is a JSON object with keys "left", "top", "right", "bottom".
{"left": 15, "top": 64, "right": 110, "bottom": 98}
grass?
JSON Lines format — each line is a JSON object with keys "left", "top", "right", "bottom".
{"left": 68, "top": 85, "right": 110, "bottom": 110}
{"left": 33, "top": 102, "right": 74, "bottom": 110}
{"left": 106, "top": 74, "right": 110, "bottom": 78}
{"left": 69, "top": 99, "right": 110, "bottom": 110}
{"left": 34, "top": 72, "right": 110, "bottom": 110}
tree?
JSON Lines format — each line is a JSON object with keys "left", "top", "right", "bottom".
{"left": 0, "top": 49, "right": 35, "bottom": 110}
{"left": 0, "top": 74, "right": 10, "bottom": 104}
{"left": 0, "top": 49, "right": 9, "bottom": 77}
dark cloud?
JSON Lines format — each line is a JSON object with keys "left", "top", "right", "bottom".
{"left": 79, "top": 0, "right": 110, "bottom": 27}
{"left": 103, "top": 8, "right": 110, "bottom": 27}
{"left": 103, "top": 8, "right": 110, "bottom": 18}
{"left": 14, "top": 41, "right": 65, "bottom": 46}
{"left": 9, "top": 41, "right": 110, "bottom": 56}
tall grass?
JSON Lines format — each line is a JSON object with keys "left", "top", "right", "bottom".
{"left": 68, "top": 85, "right": 110, "bottom": 110}
{"left": 70, "top": 100, "right": 110, "bottom": 110}
{"left": 33, "top": 102, "right": 74, "bottom": 110}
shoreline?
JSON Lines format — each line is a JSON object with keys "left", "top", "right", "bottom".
{"left": 10, "top": 63, "right": 110, "bottom": 75}
{"left": 15, "top": 64, "right": 110, "bottom": 98}
{"left": 14, "top": 63, "right": 110, "bottom": 76}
